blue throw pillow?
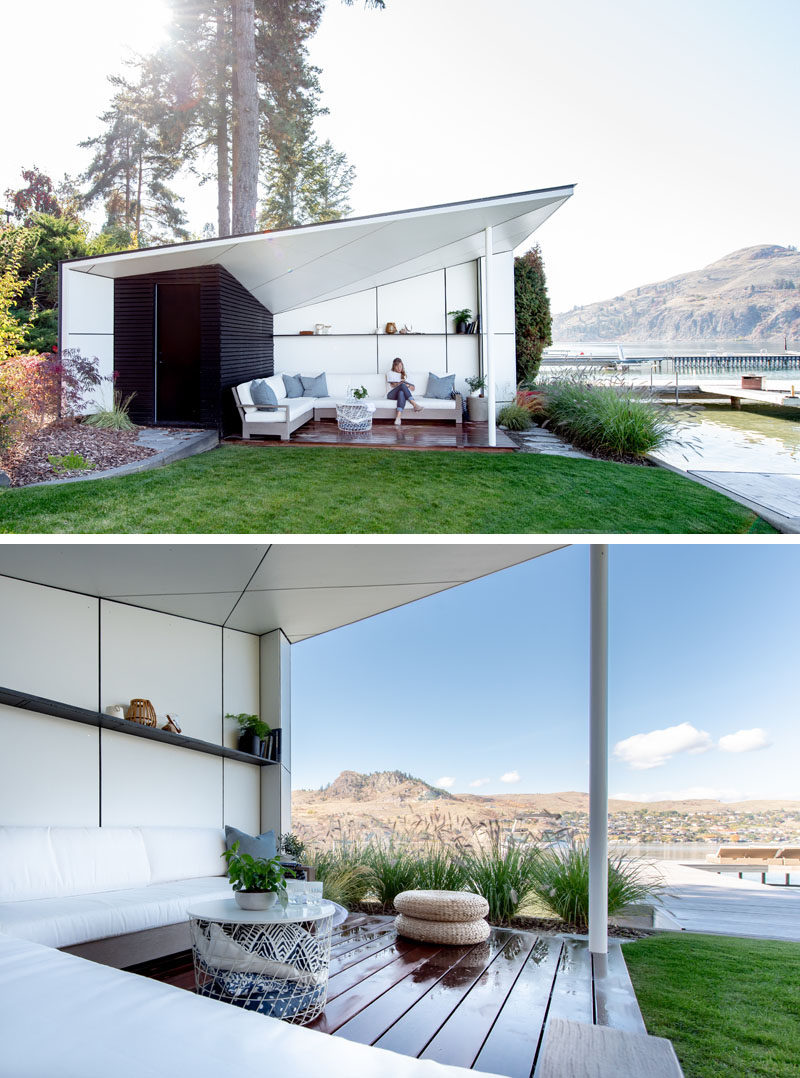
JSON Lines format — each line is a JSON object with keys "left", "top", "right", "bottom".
{"left": 426, "top": 372, "right": 455, "bottom": 399}
{"left": 250, "top": 379, "right": 278, "bottom": 409}
{"left": 282, "top": 373, "right": 304, "bottom": 398}
{"left": 300, "top": 372, "right": 328, "bottom": 397}
{"left": 224, "top": 825, "right": 278, "bottom": 862}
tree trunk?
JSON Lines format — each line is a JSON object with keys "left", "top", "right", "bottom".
{"left": 216, "top": 6, "right": 231, "bottom": 237}
{"left": 231, "top": 0, "right": 258, "bottom": 234}
{"left": 135, "top": 139, "right": 144, "bottom": 244}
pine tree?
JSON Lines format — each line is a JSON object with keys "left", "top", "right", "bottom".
{"left": 514, "top": 245, "right": 552, "bottom": 383}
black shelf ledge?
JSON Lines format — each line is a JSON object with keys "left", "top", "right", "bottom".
{"left": 0, "top": 687, "right": 278, "bottom": 767}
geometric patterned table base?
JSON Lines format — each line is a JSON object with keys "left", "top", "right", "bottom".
{"left": 190, "top": 912, "right": 333, "bottom": 1024}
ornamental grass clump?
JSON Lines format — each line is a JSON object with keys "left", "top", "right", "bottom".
{"left": 365, "top": 841, "right": 422, "bottom": 909}
{"left": 528, "top": 844, "right": 657, "bottom": 930}
{"left": 497, "top": 402, "right": 532, "bottom": 431}
{"left": 83, "top": 391, "right": 137, "bottom": 431}
{"left": 311, "top": 845, "right": 374, "bottom": 909}
{"left": 540, "top": 375, "right": 677, "bottom": 459}
{"left": 413, "top": 844, "right": 469, "bottom": 892}
{"left": 462, "top": 829, "right": 540, "bottom": 925}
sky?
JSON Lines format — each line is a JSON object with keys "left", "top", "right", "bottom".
{"left": 291, "top": 544, "right": 800, "bottom": 803}
{"left": 3, "top": 0, "right": 799, "bottom": 314}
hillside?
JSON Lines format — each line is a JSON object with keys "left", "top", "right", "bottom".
{"left": 552, "top": 245, "right": 800, "bottom": 342}
{"left": 292, "top": 771, "right": 800, "bottom": 849}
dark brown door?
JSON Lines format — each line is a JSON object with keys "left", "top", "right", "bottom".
{"left": 156, "top": 283, "right": 202, "bottom": 423}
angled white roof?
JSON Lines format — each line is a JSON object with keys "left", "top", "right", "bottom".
{"left": 63, "top": 186, "right": 573, "bottom": 314}
{"left": 0, "top": 543, "right": 565, "bottom": 642}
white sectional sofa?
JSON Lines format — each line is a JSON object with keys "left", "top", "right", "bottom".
{"left": 0, "top": 825, "right": 494, "bottom": 1078}
{"left": 232, "top": 372, "right": 463, "bottom": 440}
{"left": 0, "top": 825, "right": 235, "bottom": 964}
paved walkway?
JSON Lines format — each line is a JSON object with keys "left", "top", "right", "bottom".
{"left": 504, "top": 426, "right": 592, "bottom": 459}
{"left": 646, "top": 861, "right": 800, "bottom": 942}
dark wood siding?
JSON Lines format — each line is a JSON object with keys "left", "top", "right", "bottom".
{"left": 114, "top": 264, "right": 272, "bottom": 431}
{"left": 218, "top": 266, "right": 273, "bottom": 435}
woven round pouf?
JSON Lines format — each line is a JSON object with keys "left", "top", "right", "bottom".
{"left": 394, "top": 890, "right": 489, "bottom": 923}
{"left": 395, "top": 913, "right": 490, "bottom": 946}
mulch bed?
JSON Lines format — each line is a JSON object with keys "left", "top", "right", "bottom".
{"left": 354, "top": 901, "right": 652, "bottom": 939}
{"left": 0, "top": 419, "right": 158, "bottom": 487}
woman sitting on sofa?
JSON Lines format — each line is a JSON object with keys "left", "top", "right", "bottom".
{"left": 386, "top": 358, "right": 424, "bottom": 425}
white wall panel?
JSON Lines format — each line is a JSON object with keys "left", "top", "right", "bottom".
{"left": 0, "top": 705, "right": 98, "bottom": 825}
{"left": 63, "top": 335, "right": 114, "bottom": 407}
{"left": 274, "top": 288, "right": 376, "bottom": 335}
{"left": 63, "top": 270, "right": 114, "bottom": 334}
{"left": 491, "top": 252, "right": 516, "bottom": 333}
{"left": 378, "top": 335, "right": 446, "bottom": 374}
{"left": 260, "top": 631, "right": 290, "bottom": 834}
{"left": 101, "top": 731, "right": 222, "bottom": 828}
{"left": 222, "top": 630, "right": 260, "bottom": 750}
{"left": 0, "top": 577, "right": 98, "bottom": 709}
{"left": 260, "top": 764, "right": 290, "bottom": 834}
{"left": 223, "top": 759, "right": 260, "bottom": 833}
{"left": 444, "top": 335, "right": 481, "bottom": 393}
{"left": 444, "top": 262, "right": 479, "bottom": 333}
{"left": 494, "top": 335, "right": 518, "bottom": 405}
{"left": 101, "top": 601, "right": 222, "bottom": 746}
{"left": 377, "top": 271, "right": 445, "bottom": 334}
{"left": 274, "top": 336, "right": 377, "bottom": 375}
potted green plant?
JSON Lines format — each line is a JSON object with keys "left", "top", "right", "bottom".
{"left": 222, "top": 841, "right": 287, "bottom": 910}
{"left": 448, "top": 308, "right": 471, "bottom": 334}
{"left": 226, "top": 713, "right": 270, "bottom": 757}
{"left": 352, "top": 385, "right": 369, "bottom": 400}
{"left": 465, "top": 374, "right": 489, "bottom": 422}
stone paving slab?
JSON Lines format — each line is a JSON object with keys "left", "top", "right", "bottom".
{"left": 504, "top": 426, "right": 592, "bottom": 459}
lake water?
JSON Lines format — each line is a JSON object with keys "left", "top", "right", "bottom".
{"left": 656, "top": 404, "right": 800, "bottom": 473}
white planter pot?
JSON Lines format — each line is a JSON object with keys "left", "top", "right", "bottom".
{"left": 234, "top": 890, "right": 278, "bottom": 911}
{"left": 467, "top": 396, "right": 489, "bottom": 422}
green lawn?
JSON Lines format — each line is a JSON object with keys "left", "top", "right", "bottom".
{"left": 624, "top": 933, "right": 800, "bottom": 1078}
{"left": 0, "top": 446, "right": 774, "bottom": 534}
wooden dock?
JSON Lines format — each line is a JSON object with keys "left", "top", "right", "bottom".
{"left": 696, "top": 382, "right": 798, "bottom": 409}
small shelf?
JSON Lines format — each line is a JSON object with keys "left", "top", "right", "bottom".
{"left": 0, "top": 686, "right": 278, "bottom": 767}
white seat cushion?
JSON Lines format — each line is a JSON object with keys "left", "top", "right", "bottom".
{"left": 0, "top": 932, "right": 493, "bottom": 1078}
{"left": 0, "top": 876, "right": 234, "bottom": 948}
{"left": 141, "top": 827, "right": 226, "bottom": 884}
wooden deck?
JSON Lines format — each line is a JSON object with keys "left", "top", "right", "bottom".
{"left": 225, "top": 419, "right": 516, "bottom": 451}
{"left": 134, "top": 914, "right": 647, "bottom": 1077}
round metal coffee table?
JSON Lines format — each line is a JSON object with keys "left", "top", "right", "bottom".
{"left": 336, "top": 401, "right": 375, "bottom": 432}
{"left": 188, "top": 898, "right": 335, "bottom": 1023}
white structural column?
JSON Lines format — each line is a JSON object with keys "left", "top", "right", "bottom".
{"left": 484, "top": 226, "right": 497, "bottom": 447}
{"left": 589, "top": 544, "right": 609, "bottom": 971}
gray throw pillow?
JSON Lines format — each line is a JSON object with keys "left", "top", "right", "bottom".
{"left": 426, "top": 372, "right": 455, "bottom": 399}
{"left": 250, "top": 379, "right": 278, "bottom": 409}
{"left": 282, "top": 373, "right": 304, "bottom": 398}
{"left": 300, "top": 372, "right": 328, "bottom": 397}
{"left": 224, "top": 825, "right": 278, "bottom": 862}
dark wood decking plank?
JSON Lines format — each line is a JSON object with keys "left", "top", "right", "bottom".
{"left": 329, "top": 928, "right": 406, "bottom": 977}
{"left": 310, "top": 945, "right": 438, "bottom": 1034}
{"left": 593, "top": 943, "right": 647, "bottom": 1034}
{"left": 472, "top": 936, "right": 563, "bottom": 1078}
{"left": 419, "top": 931, "right": 538, "bottom": 1068}
{"left": 545, "top": 937, "right": 594, "bottom": 1026}
{"left": 332, "top": 944, "right": 475, "bottom": 1046}
{"left": 373, "top": 929, "right": 514, "bottom": 1058}
{"left": 330, "top": 921, "right": 397, "bottom": 962}
{"left": 328, "top": 937, "right": 420, "bottom": 993}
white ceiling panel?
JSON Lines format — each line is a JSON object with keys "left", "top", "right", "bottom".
{"left": 66, "top": 186, "right": 573, "bottom": 316}
{"left": 0, "top": 544, "right": 565, "bottom": 641}
{"left": 0, "top": 545, "right": 266, "bottom": 598}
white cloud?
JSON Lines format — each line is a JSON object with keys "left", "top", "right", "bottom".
{"left": 469, "top": 778, "right": 490, "bottom": 788}
{"left": 613, "top": 722, "right": 713, "bottom": 770}
{"left": 436, "top": 776, "right": 455, "bottom": 789}
{"left": 500, "top": 770, "right": 520, "bottom": 784}
{"left": 718, "top": 728, "right": 772, "bottom": 753}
